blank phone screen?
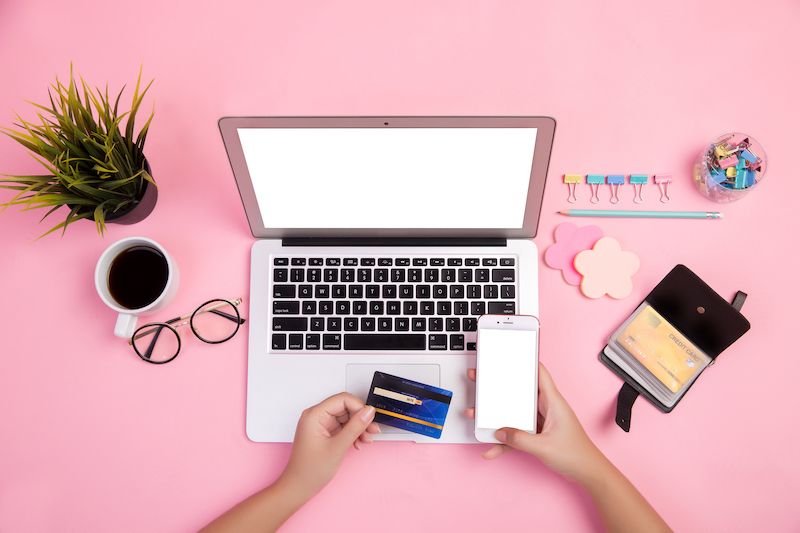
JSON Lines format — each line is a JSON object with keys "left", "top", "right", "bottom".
{"left": 476, "top": 328, "right": 538, "bottom": 431}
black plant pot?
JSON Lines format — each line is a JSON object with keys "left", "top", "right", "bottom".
{"left": 104, "top": 160, "right": 157, "bottom": 225}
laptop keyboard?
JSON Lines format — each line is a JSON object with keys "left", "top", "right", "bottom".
{"left": 268, "top": 255, "right": 518, "bottom": 353}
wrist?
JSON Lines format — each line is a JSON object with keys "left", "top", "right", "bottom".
{"left": 273, "top": 471, "right": 318, "bottom": 508}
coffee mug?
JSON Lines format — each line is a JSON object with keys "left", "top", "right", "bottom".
{"left": 95, "top": 236, "right": 179, "bottom": 338}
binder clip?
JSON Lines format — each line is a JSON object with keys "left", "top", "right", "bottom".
{"left": 629, "top": 174, "right": 649, "bottom": 203}
{"left": 586, "top": 174, "right": 605, "bottom": 204}
{"left": 654, "top": 174, "right": 671, "bottom": 203}
{"left": 564, "top": 174, "right": 584, "bottom": 203}
{"left": 606, "top": 175, "right": 625, "bottom": 204}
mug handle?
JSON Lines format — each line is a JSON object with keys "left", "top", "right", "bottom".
{"left": 115, "top": 313, "right": 138, "bottom": 338}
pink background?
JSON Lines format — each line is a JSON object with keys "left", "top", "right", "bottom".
{"left": 1, "top": 1, "right": 798, "bottom": 531}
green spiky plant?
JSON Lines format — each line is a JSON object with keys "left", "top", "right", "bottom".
{"left": 0, "top": 66, "right": 155, "bottom": 237}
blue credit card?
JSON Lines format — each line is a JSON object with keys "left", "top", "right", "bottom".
{"left": 365, "top": 371, "right": 453, "bottom": 439}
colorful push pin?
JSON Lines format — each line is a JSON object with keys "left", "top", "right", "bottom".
{"left": 606, "top": 175, "right": 625, "bottom": 204}
{"left": 586, "top": 174, "right": 605, "bottom": 204}
{"left": 563, "top": 174, "right": 584, "bottom": 203}
{"left": 629, "top": 174, "right": 649, "bottom": 203}
{"left": 654, "top": 174, "right": 672, "bottom": 203}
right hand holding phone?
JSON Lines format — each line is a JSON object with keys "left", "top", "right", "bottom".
{"left": 467, "top": 363, "right": 606, "bottom": 484}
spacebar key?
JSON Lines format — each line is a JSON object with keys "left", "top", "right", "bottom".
{"left": 344, "top": 334, "right": 426, "bottom": 350}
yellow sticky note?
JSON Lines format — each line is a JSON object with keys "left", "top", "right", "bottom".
{"left": 564, "top": 174, "right": 584, "bottom": 183}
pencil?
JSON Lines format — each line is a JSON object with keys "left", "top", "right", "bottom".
{"left": 559, "top": 209, "right": 723, "bottom": 219}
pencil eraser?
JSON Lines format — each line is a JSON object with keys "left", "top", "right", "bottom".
{"left": 607, "top": 174, "right": 625, "bottom": 184}
{"left": 586, "top": 174, "right": 605, "bottom": 184}
{"left": 629, "top": 174, "right": 649, "bottom": 184}
{"left": 564, "top": 174, "right": 584, "bottom": 184}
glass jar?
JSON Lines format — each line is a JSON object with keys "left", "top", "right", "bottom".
{"left": 693, "top": 132, "right": 766, "bottom": 202}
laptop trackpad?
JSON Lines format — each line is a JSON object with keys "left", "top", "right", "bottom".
{"left": 345, "top": 363, "right": 441, "bottom": 434}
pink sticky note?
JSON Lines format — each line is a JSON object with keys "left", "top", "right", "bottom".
{"left": 544, "top": 222, "right": 604, "bottom": 285}
{"left": 574, "top": 237, "right": 640, "bottom": 299}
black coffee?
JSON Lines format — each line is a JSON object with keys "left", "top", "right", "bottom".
{"left": 108, "top": 245, "right": 169, "bottom": 310}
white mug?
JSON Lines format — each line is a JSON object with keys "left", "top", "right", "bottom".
{"left": 94, "top": 236, "right": 179, "bottom": 338}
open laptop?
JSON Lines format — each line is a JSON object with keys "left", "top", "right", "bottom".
{"left": 219, "top": 117, "right": 555, "bottom": 443}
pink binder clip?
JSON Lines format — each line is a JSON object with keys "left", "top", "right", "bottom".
{"left": 654, "top": 174, "right": 671, "bottom": 203}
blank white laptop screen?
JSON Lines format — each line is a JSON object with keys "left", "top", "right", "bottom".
{"left": 237, "top": 128, "right": 538, "bottom": 229}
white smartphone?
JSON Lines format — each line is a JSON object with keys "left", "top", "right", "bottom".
{"left": 474, "top": 314, "right": 540, "bottom": 443}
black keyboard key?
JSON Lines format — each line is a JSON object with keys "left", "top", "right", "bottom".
{"left": 446, "top": 318, "right": 460, "bottom": 331}
{"left": 476, "top": 269, "right": 489, "bottom": 282}
{"left": 274, "top": 257, "right": 288, "bottom": 266}
{"left": 319, "top": 301, "right": 334, "bottom": 315}
{"left": 273, "top": 317, "right": 307, "bottom": 331}
{"left": 323, "top": 334, "right": 341, "bottom": 349}
{"left": 421, "top": 301, "right": 434, "bottom": 315}
{"left": 309, "top": 258, "right": 324, "bottom": 266}
{"left": 488, "top": 302, "right": 516, "bottom": 314}
{"left": 437, "top": 301, "right": 452, "bottom": 315}
{"left": 353, "top": 301, "right": 367, "bottom": 315}
{"left": 345, "top": 334, "right": 426, "bottom": 350}
{"left": 430, "top": 258, "right": 445, "bottom": 266}
{"left": 492, "top": 269, "right": 515, "bottom": 282}
{"left": 450, "top": 285, "right": 464, "bottom": 299}
{"left": 315, "top": 285, "right": 330, "bottom": 298}
{"left": 310, "top": 317, "right": 324, "bottom": 331}
{"left": 391, "top": 269, "right": 405, "bottom": 282}
{"left": 484, "top": 285, "right": 498, "bottom": 299}
{"left": 447, "top": 258, "right": 463, "bottom": 266}
{"left": 416, "top": 285, "right": 431, "bottom": 298}
{"left": 409, "top": 269, "right": 423, "bottom": 282}
{"left": 428, "top": 318, "right": 443, "bottom": 331}
{"left": 482, "top": 258, "right": 498, "bottom": 266}
{"left": 467, "top": 285, "right": 481, "bottom": 299}
{"left": 335, "top": 301, "right": 350, "bottom": 315}
{"left": 290, "top": 268, "right": 304, "bottom": 282}
{"left": 360, "top": 258, "right": 375, "bottom": 266}
{"left": 501, "top": 258, "right": 515, "bottom": 266}
{"left": 273, "top": 285, "right": 296, "bottom": 298}
{"left": 442, "top": 269, "right": 456, "bottom": 282}
{"left": 343, "top": 258, "right": 358, "bottom": 266}
{"left": 378, "top": 258, "right": 393, "bottom": 266}
{"left": 366, "top": 285, "right": 380, "bottom": 299}
{"left": 332, "top": 285, "right": 347, "bottom": 298}
{"left": 425, "top": 269, "right": 439, "bottom": 282}
{"left": 378, "top": 318, "right": 392, "bottom": 331}
{"left": 429, "top": 334, "right": 447, "bottom": 349}
{"left": 302, "top": 301, "right": 316, "bottom": 315}
{"left": 349, "top": 285, "right": 364, "bottom": 298}
{"left": 345, "top": 318, "right": 358, "bottom": 331}
{"left": 299, "top": 285, "right": 313, "bottom": 299}
{"left": 412, "top": 318, "right": 426, "bottom": 331}
{"left": 465, "top": 258, "right": 480, "bottom": 266}
{"left": 272, "top": 333, "right": 286, "bottom": 349}
{"left": 399, "top": 285, "right": 413, "bottom": 298}
{"left": 326, "top": 258, "right": 341, "bottom": 266}
{"left": 467, "top": 342, "right": 477, "bottom": 351}
{"left": 327, "top": 317, "right": 342, "bottom": 331}
{"left": 274, "top": 268, "right": 288, "bottom": 282}
{"left": 306, "top": 334, "right": 320, "bottom": 350}
{"left": 395, "top": 318, "right": 409, "bottom": 331}
{"left": 463, "top": 318, "right": 477, "bottom": 331}
{"left": 324, "top": 269, "right": 338, "bottom": 282}
{"left": 288, "top": 334, "right": 303, "bottom": 350}
{"left": 433, "top": 285, "right": 447, "bottom": 299}
{"left": 413, "top": 258, "right": 427, "bottom": 266}
{"left": 361, "top": 318, "right": 376, "bottom": 331}
{"left": 387, "top": 301, "right": 401, "bottom": 315}
{"left": 308, "top": 269, "right": 322, "bottom": 282}
{"left": 273, "top": 301, "right": 299, "bottom": 314}
{"left": 382, "top": 285, "right": 397, "bottom": 298}
{"left": 458, "top": 269, "right": 473, "bottom": 282}
{"left": 471, "top": 301, "right": 486, "bottom": 315}
{"left": 396, "top": 258, "right": 410, "bottom": 266}
{"left": 375, "top": 269, "right": 389, "bottom": 282}
{"left": 501, "top": 285, "right": 515, "bottom": 299}
{"left": 358, "top": 269, "right": 372, "bottom": 282}
{"left": 449, "top": 334, "right": 465, "bottom": 350}
{"left": 454, "top": 301, "right": 469, "bottom": 315}
{"left": 369, "top": 301, "right": 384, "bottom": 315}
{"left": 342, "top": 269, "right": 355, "bottom": 282}
{"left": 403, "top": 301, "right": 418, "bottom": 315}
{"left": 291, "top": 258, "right": 306, "bottom": 266}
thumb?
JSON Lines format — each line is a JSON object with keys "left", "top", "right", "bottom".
{"left": 495, "top": 427, "right": 545, "bottom": 456}
{"left": 335, "top": 405, "right": 376, "bottom": 450}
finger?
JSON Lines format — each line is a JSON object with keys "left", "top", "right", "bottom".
{"left": 481, "top": 444, "right": 508, "bottom": 460}
{"left": 315, "top": 392, "right": 367, "bottom": 419}
{"left": 335, "top": 405, "right": 376, "bottom": 451}
{"left": 365, "top": 423, "right": 381, "bottom": 434}
{"left": 495, "top": 428, "right": 542, "bottom": 456}
{"left": 359, "top": 432, "right": 374, "bottom": 444}
{"left": 467, "top": 368, "right": 476, "bottom": 382}
{"left": 464, "top": 407, "right": 475, "bottom": 419}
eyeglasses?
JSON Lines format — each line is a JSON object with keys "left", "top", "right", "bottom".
{"left": 129, "top": 298, "right": 246, "bottom": 364}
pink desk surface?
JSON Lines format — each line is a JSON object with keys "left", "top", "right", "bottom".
{"left": 1, "top": 1, "right": 798, "bottom": 531}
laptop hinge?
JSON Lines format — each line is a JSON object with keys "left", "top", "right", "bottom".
{"left": 281, "top": 237, "right": 507, "bottom": 247}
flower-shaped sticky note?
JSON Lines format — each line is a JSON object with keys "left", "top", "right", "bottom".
{"left": 574, "top": 237, "right": 640, "bottom": 299}
{"left": 544, "top": 222, "right": 604, "bottom": 285}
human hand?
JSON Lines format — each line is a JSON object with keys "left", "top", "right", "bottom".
{"left": 278, "top": 392, "right": 380, "bottom": 499}
{"left": 466, "top": 363, "right": 606, "bottom": 483}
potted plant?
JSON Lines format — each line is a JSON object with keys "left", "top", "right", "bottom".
{"left": 0, "top": 66, "right": 156, "bottom": 237}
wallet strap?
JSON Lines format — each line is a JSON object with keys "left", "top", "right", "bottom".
{"left": 613, "top": 290, "right": 747, "bottom": 431}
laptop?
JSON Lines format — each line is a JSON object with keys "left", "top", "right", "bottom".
{"left": 219, "top": 116, "right": 555, "bottom": 443}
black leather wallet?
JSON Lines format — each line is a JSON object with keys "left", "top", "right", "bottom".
{"left": 600, "top": 265, "right": 751, "bottom": 432}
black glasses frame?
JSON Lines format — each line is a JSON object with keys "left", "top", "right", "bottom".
{"left": 129, "top": 298, "right": 246, "bottom": 364}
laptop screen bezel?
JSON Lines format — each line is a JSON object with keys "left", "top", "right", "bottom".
{"left": 218, "top": 116, "right": 555, "bottom": 239}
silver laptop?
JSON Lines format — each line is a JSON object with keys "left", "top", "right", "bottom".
{"left": 219, "top": 117, "right": 555, "bottom": 443}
